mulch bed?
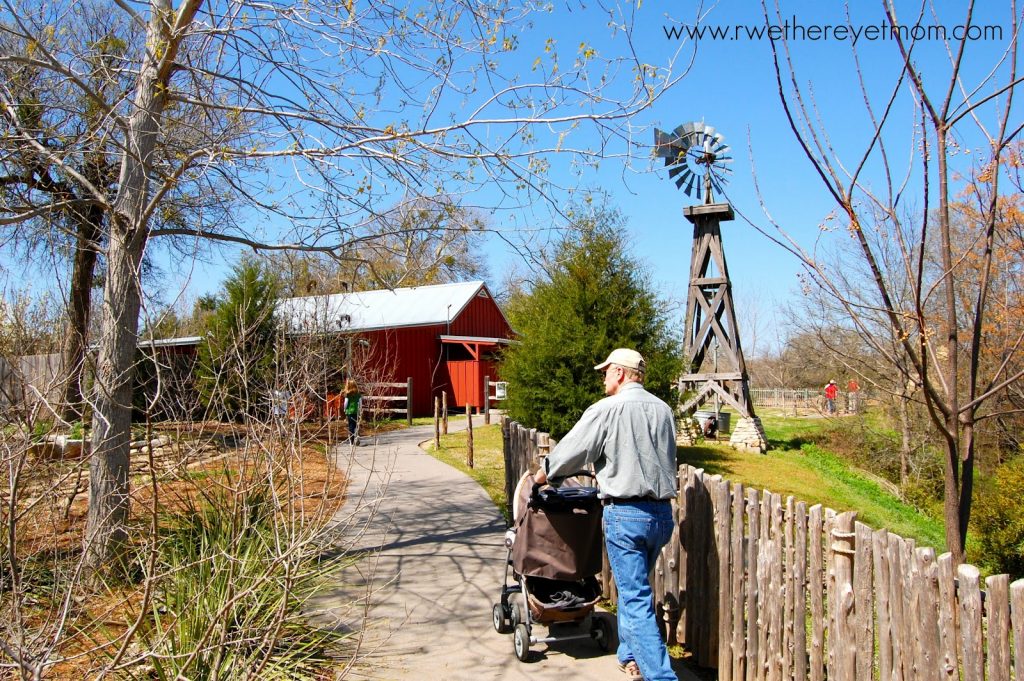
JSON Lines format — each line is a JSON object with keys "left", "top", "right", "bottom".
{"left": 2, "top": 423, "right": 350, "bottom": 679}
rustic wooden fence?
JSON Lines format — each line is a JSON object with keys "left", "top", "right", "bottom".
{"left": 502, "top": 417, "right": 1024, "bottom": 681}
{"left": 0, "top": 353, "right": 61, "bottom": 417}
{"left": 362, "top": 378, "right": 413, "bottom": 426}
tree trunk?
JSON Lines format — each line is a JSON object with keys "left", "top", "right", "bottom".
{"left": 59, "top": 206, "right": 101, "bottom": 423}
{"left": 83, "top": 0, "right": 202, "bottom": 579}
{"left": 941, "top": 443, "right": 963, "bottom": 564}
{"left": 83, "top": 221, "right": 145, "bottom": 579}
{"left": 897, "top": 390, "right": 912, "bottom": 490}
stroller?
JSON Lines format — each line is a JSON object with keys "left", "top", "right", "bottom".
{"left": 491, "top": 470, "right": 613, "bottom": 661}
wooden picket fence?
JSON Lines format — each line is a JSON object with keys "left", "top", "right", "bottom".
{"left": 502, "top": 417, "right": 1024, "bottom": 680}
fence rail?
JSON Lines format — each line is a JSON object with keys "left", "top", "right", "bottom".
{"left": 364, "top": 378, "right": 412, "bottom": 425}
{"left": 750, "top": 386, "right": 866, "bottom": 412}
{"left": 502, "top": 417, "right": 1024, "bottom": 680}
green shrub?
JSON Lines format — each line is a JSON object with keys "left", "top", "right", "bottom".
{"left": 970, "top": 456, "right": 1024, "bottom": 578}
{"left": 144, "top": 484, "right": 348, "bottom": 679}
{"left": 197, "top": 259, "right": 280, "bottom": 421}
{"left": 500, "top": 205, "right": 681, "bottom": 438}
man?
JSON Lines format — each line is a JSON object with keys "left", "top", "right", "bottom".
{"left": 846, "top": 378, "right": 860, "bottom": 414}
{"left": 535, "top": 348, "right": 678, "bottom": 681}
{"left": 824, "top": 379, "right": 838, "bottom": 415}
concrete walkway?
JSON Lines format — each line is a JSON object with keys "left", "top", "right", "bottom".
{"left": 315, "top": 423, "right": 702, "bottom": 681}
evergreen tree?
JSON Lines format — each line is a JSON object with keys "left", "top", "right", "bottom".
{"left": 197, "top": 259, "right": 280, "bottom": 421}
{"left": 501, "top": 208, "right": 681, "bottom": 438}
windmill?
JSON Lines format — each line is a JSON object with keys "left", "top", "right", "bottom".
{"left": 655, "top": 122, "right": 767, "bottom": 452}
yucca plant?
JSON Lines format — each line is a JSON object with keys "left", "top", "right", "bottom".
{"left": 142, "top": 482, "right": 348, "bottom": 680}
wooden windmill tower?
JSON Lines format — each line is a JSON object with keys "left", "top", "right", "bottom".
{"left": 655, "top": 122, "right": 767, "bottom": 453}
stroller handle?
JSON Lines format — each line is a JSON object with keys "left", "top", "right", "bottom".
{"left": 531, "top": 470, "right": 595, "bottom": 499}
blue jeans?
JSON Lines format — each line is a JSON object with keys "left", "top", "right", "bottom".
{"left": 604, "top": 500, "right": 676, "bottom": 681}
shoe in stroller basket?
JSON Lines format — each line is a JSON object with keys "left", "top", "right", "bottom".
{"left": 491, "top": 470, "right": 614, "bottom": 661}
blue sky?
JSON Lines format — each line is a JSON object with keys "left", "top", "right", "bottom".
{"left": 485, "top": 0, "right": 1021, "bottom": 348}
{"left": 3, "top": 0, "right": 1018, "bottom": 351}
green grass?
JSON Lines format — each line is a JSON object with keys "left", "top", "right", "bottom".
{"left": 680, "top": 411, "right": 946, "bottom": 551}
{"left": 422, "top": 422, "right": 508, "bottom": 522}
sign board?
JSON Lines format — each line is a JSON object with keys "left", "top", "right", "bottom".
{"left": 494, "top": 381, "right": 508, "bottom": 400}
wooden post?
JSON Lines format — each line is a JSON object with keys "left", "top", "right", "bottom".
{"left": 936, "top": 553, "right": 960, "bottom": 681}
{"left": 793, "top": 502, "right": 808, "bottom": 681}
{"left": 958, "top": 564, "right": 983, "bottom": 681}
{"left": 853, "top": 523, "right": 873, "bottom": 681}
{"left": 808, "top": 504, "right": 825, "bottom": 681}
{"left": 873, "top": 530, "right": 893, "bottom": 681}
{"left": 434, "top": 396, "right": 440, "bottom": 450}
{"left": 783, "top": 497, "right": 795, "bottom": 681}
{"left": 465, "top": 405, "right": 474, "bottom": 468}
{"left": 986, "top": 574, "right": 1011, "bottom": 681}
{"left": 483, "top": 375, "right": 491, "bottom": 425}
{"left": 715, "top": 479, "right": 732, "bottom": 680}
{"left": 886, "top": 534, "right": 908, "bottom": 681}
{"left": 442, "top": 391, "right": 448, "bottom": 434}
{"left": 406, "top": 376, "right": 413, "bottom": 426}
{"left": 830, "top": 511, "right": 857, "bottom": 681}
{"left": 1011, "top": 579, "right": 1024, "bottom": 681}
{"left": 502, "top": 417, "right": 514, "bottom": 524}
{"left": 768, "top": 494, "right": 783, "bottom": 681}
{"left": 730, "top": 482, "right": 746, "bottom": 681}
{"left": 744, "top": 487, "right": 760, "bottom": 681}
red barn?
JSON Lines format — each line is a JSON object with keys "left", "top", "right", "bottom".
{"left": 278, "top": 281, "right": 513, "bottom": 416}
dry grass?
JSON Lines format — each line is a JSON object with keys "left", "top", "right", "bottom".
{"left": 2, "top": 427, "right": 348, "bottom": 679}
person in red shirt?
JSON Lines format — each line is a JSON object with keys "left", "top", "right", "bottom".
{"left": 824, "top": 379, "right": 838, "bottom": 415}
{"left": 846, "top": 379, "right": 860, "bottom": 414}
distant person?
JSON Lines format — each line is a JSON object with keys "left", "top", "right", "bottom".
{"left": 344, "top": 379, "right": 362, "bottom": 445}
{"left": 824, "top": 379, "right": 838, "bottom": 415}
{"left": 703, "top": 415, "right": 718, "bottom": 439}
{"left": 847, "top": 378, "right": 860, "bottom": 414}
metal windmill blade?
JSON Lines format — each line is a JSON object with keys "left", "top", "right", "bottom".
{"left": 683, "top": 173, "right": 698, "bottom": 196}
{"left": 654, "top": 121, "right": 734, "bottom": 202}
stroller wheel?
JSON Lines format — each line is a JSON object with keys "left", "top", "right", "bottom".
{"left": 509, "top": 601, "right": 523, "bottom": 628}
{"left": 513, "top": 623, "right": 531, "bottom": 661}
{"left": 591, "top": 615, "right": 613, "bottom": 652}
{"left": 492, "top": 603, "right": 511, "bottom": 634}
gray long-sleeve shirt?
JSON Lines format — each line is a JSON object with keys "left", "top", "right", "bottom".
{"left": 543, "top": 382, "right": 678, "bottom": 500}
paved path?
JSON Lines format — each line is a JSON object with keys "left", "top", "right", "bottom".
{"left": 315, "top": 423, "right": 701, "bottom": 681}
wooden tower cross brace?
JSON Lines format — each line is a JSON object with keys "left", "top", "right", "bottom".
{"left": 678, "top": 202, "right": 756, "bottom": 419}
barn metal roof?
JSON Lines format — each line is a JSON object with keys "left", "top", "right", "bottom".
{"left": 277, "top": 280, "right": 499, "bottom": 334}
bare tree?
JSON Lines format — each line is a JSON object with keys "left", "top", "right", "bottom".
{"left": 267, "top": 196, "right": 491, "bottom": 296}
{"left": 0, "top": 0, "right": 692, "bottom": 578}
{"left": 757, "top": 0, "right": 1023, "bottom": 562}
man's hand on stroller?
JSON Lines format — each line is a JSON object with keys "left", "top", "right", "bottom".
{"left": 534, "top": 467, "right": 547, "bottom": 485}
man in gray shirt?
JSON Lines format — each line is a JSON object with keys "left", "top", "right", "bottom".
{"left": 535, "top": 348, "right": 678, "bottom": 681}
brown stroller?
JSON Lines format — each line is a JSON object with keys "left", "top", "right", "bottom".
{"left": 491, "top": 470, "right": 613, "bottom": 661}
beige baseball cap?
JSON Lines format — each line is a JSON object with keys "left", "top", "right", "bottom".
{"left": 594, "top": 348, "right": 646, "bottom": 372}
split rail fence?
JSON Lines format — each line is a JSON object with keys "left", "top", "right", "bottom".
{"left": 362, "top": 378, "right": 413, "bottom": 426}
{"left": 502, "top": 417, "right": 1024, "bottom": 681}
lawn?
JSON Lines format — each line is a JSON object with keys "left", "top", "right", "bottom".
{"left": 422, "top": 421, "right": 509, "bottom": 522}
{"left": 681, "top": 410, "right": 946, "bottom": 550}
{"left": 424, "top": 411, "right": 946, "bottom": 552}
